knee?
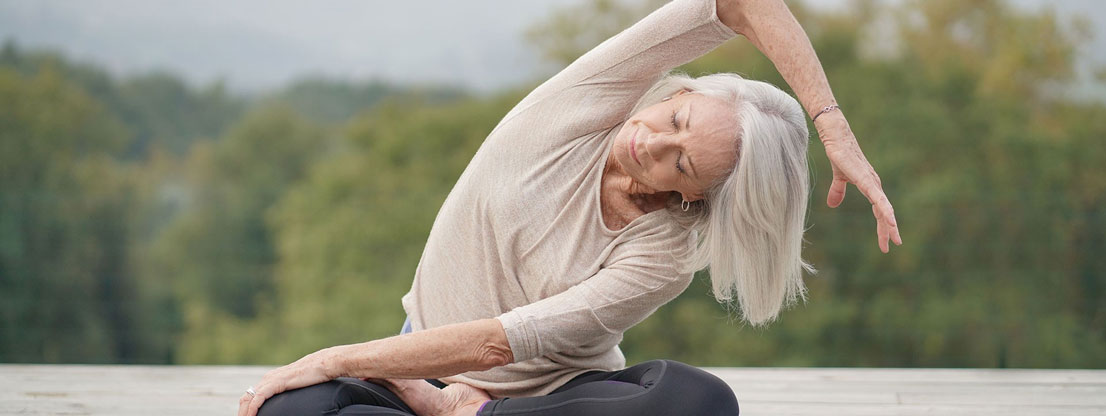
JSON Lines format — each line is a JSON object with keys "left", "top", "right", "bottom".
{"left": 257, "top": 381, "right": 342, "bottom": 416}
{"left": 656, "top": 360, "right": 740, "bottom": 415}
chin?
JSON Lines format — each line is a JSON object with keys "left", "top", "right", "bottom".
{"left": 614, "top": 144, "right": 632, "bottom": 172}
{"left": 621, "top": 131, "right": 638, "bottom": 160}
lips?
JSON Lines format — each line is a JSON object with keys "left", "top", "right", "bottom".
{"left": 629, "top": 128, "right": 641, "bottom": 165}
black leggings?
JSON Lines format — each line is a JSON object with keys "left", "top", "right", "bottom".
{"left": 258, "top": 359, "right": 739, "bottom": 415}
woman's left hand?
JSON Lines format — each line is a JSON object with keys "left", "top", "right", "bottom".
{"left": 237, "top": 347, "right": 343, "bottom": 416}
{"left": 816, "top": 112, "right": 903, "bottom": 253}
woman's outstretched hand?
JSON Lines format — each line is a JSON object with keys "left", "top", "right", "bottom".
{"left": 816, "top": 112, "right": 903, "bottom": 253}
{"left": 238, "top": 347, "right": 342, "bottom": 416}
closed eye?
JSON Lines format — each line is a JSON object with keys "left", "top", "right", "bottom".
{"left": 673, "top": 111, "right": 685, "bottom": 174}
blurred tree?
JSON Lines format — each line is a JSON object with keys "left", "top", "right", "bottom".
{"left": 526, "top": 0, "right": 665, "bottom": 66}
{"left": 263, "top": 77, "right": 466, "bottom": 124}
{"left": 173, "top": 92, "right": 523, "bottom": 363}
{"left": 114, "top": 72, "right": 243, "bottom": 156}
{"left": 147, "top": 105, "right": 329, "bottom": 363}
{"left": 0, "top": 40, "right": 244, "bottom": 158}
{"left": 0, "top": 65, "right": 171, "bottom": 363}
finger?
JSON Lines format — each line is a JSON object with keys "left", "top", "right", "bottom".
{"left": 856, "top": 177, "right": 898, "bottom": 225}
{"left": 877, "top": 200, "right": 896, "bottom": 228}
{"left": 865, "top": 185, "right": 903, "bottom": 248}
{"left": 872, "top": 198, "right": 895, "bottom": 253}
{"left": 238, "top": 394, "right": 252, "bottom": 416}
{"left": 856, "top": 177, "right": 890, "bottom": 212}
{"left": 875, "top": 197, "right": 897, "bottom": 228}
{"left": 244, "top": 380, "right": 272, "bottom": 416}
{"left": 826, "top": 177, "right": 848, "bottom": 208}
{"left": 874, "top": 205, "right": 889, "bottom": 253}
{"left": 247, "top": 394, "right": 267, "bottom": 416}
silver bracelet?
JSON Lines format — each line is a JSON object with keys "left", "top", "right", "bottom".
{"left": 812, "top": 104, "right": 840, "bottom": 122}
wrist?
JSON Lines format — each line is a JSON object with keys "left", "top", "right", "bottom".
{"left": 813, "top": 110, "right": 849, "bottom": 143}
{"left": 810, "top": 103, "right": 840, "bottom": 123}
{"left": 319, "top": 345, "right": 350, "bottom": 379}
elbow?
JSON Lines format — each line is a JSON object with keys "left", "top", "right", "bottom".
{"left": 473, "top": 342, "right": 513, "bottom": 370}
{"left": 716, "top": 0, "right": 749, "bottom": 36}
{"left": 717, "top": 0, "right": 782, "bottom": 37}
{"left": 471, "top": 317, "right": 514, "bottom": 370}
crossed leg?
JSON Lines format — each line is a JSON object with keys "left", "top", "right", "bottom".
{"left": 258, "top": 360, "right": 739, "bottom": 416}
{"left": 477, "top": 360, "right": 739, "bottom": 416}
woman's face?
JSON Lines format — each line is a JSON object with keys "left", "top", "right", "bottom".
{"left": 612, "top": 91, "right": 740, "bottom": 201}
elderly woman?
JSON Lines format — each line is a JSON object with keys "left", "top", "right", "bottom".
{"left": 240, "top": 0, "right": 901, "bottom": 414}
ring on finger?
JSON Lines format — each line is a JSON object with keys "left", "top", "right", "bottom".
{"left": 246, "top": 386, "right": 257, "bottom": 396}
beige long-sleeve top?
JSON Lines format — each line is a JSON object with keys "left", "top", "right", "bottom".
{"left": 400, "top": 0, "right": 736, "bottom": 398}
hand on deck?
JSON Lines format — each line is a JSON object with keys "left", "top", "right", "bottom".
{"left": 816, "top": 112, "right": 902, "bottom": 253}
{"left": 369, "top": 377, "right": 491, "bottom": 416}
{"left": 238, "top": 347, "right": 339, "bottom": 416}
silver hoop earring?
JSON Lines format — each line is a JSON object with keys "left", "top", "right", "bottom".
{"left": 681, "top": 200, "right": 690, "bottom": 211}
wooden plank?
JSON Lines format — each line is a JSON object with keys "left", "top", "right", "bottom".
{"left": 722, "top": 381, "right": 1106, "bottom": 401}
{"left": 899, "top": 391, "right": 1106, "bottom": 407}
{"left": 0, "top": 365, "right": 262, "bottom": 415}
{"left": 2, "top": 365, "right": 1105, "bottom": 416}
{"left": 705, "top": 367, "right": 1106, "bottom": 384}
{"left": 741, "top": 403, "right": 1106, "bottom": 416}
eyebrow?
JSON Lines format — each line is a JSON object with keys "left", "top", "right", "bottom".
{"left": 685, "top": 103, "right": 699, "bottom": 179}
{"left": 686, "top": 102, "right": 692, "bottom": 131}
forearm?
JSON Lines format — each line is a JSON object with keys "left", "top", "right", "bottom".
{"left": 718, "top": 0, "right": 838, "bottom": 122}
{"left": 325, "top": 318, "right": 513, "bottom": 380}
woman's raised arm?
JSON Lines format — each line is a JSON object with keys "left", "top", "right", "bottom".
{"left": 717, "top": 0, "right": 903, "bottom": 253}
{"left": 238, "top": 318, "right": 512, "bottom": 416}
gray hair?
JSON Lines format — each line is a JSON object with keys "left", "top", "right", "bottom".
{"left": 631, "top": 73, "right": 815, "bottom": 326}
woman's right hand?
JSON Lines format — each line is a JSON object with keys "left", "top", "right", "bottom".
{"left": 238, "top": 347, "right": 343, "bottom": 416}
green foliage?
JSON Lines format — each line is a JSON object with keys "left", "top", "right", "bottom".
{"left": 0, "top": 40, "right": 244, "bottom": 158}
{"left": 178, "top": 92, "right": 525, "bottom": 364}
{"left": 113, "top": 72, "right": 243, "bottom": 156}
{"left": 263, "top": 77, "right": 467, "bottom": 124}
{"left": 144, "top": 105, "right": 329, "bottom": 362}
{"left": 0, "top": 65, "right": 172, "bottom": 363}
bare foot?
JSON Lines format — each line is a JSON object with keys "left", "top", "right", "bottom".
{"left": 368, "top": 378, "right": 490, "bottom": 416}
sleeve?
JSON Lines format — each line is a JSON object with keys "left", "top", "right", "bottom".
{"left": 497, "top": 0, "right": 738, "bottom": 132}
{"left": 495, "top": 226, "right": 695, "bottom": 362}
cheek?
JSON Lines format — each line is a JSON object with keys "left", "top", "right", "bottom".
{"left": 647, "top": 165, "right": 679, "bottom": 186}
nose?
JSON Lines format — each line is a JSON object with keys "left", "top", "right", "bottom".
{"left": 644, "top": 130, "right": 680, "bottom": 161}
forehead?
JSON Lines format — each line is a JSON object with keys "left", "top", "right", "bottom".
{"left": 681, "top": 94, "right": 739, "bottom": 149}
{"left": 682, "top": 93, "right": 740, "bottom": 188}
{"left": 682, "top": 93, "right": 736, "bottom": 123}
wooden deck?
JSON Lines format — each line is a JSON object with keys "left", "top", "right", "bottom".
{"left": 1, "top": 365, "right": 1104, "bottom": 415}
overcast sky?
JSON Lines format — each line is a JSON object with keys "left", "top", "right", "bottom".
{"left": 1, "top": 0, "right": 1102, "bottom": 94}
